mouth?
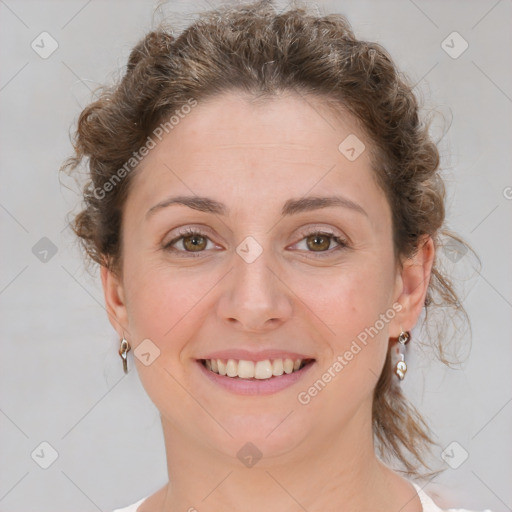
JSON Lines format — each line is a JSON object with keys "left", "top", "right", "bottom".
{"left": 199, "top": 357, "right": 315, "bottom": 380}
{"left": 196, "top": 356, "right": 316, "bottom": 395}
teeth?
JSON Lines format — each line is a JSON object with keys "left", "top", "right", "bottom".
{"left": 238, "top": 359, "right": 255, "bottom": 379}
{"left": 283, "top": 358, "right": 294, "bottom": 374}
{"left": 217, "top": 359, "right": 227, "bottom": 376}
{"left": 226, "top": 359, "right": 237, "bottom": 377}
{"left": 272, "top": 359, "right": 284, "bottom": 376}
{"left": 255, "top": 360, "right": 273, "bottom": 379}
{"left": 203, "top": 358, "right": 308, "bottom": 379}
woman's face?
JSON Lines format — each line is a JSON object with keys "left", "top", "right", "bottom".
{"left": 103, "top": 91, "right": 424, "bottom": 462}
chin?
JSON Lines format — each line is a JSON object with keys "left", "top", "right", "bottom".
{"left": 201, "top": 409, "right": 314, "bottom": 465}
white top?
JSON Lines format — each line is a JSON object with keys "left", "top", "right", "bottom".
{"left": 111, "top": 482, "right": 493, "bottom": 512}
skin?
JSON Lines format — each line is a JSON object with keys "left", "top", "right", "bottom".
{"left": 102, "top": 91, "right": 434, "bottom": 512}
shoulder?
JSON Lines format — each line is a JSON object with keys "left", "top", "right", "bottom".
{"left": 110, "top": 495, "right": 149, "bottom": 512}
{"left": 111, "top": 484, "right": 495, "bottom": 512}
{"left": 410, "top": 482, "right": 494, "bottom": 512}
{"left": 111, "top": 483, "right": 167, "bottom": 511}
{"left": 441, "top": 508, "right": 494, "bottom": 512}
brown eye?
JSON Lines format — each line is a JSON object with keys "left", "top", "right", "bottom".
{"left": 164, "top": 228, "right": 214, "bottom": 256}
{"left": 182, "top": 233, "right": 207, "bottom": 251}
{"left": 306, "top": 233, "right": 331, "bottom": 252}
{"left": 294, "top": 230, "right": 348, "bottom": 258}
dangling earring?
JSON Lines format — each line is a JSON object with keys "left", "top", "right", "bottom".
{"left": 119, "top": 338, "right": 131, "bottom": 374}
{"left": 394, "top": 329, "right": 410, "bottom": 381}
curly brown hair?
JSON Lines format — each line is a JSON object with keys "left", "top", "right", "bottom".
{"left": 61, "top": 0, "right": 476, "bottom": 481}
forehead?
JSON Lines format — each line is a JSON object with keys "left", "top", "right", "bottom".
{"left": 172, "top": 91, "right": 363, "bottom": 150}
{"left": 125, "top": 91, "right": 387, "bottom": 224}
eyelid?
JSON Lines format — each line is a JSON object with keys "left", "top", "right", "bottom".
{"left": 290, "top": 228, "right": 349, "bottom": 258}
{"left": 163, "top": 226, "right": 220, "bottom": 253}
{"left": 295, "top": 224, "right": 341, "bottom": 239}
{"left": 163, "top": 224, "right": 350, "bottom": 257}
{"left": 163, "top": 224, "right": 217, "bottom": 245}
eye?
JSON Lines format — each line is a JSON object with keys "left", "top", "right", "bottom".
{"left": 163, "top": 227, "right": 349, "bottom": 258}
{"left": 293, "top": 230, "right": 348, "bottom": 257}
{"left": 163, "top": 227, "right": 217, "bottom": 257}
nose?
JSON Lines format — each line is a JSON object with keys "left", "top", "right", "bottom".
{"left": 216, "top": 240, "right": 293, "bottom": 332}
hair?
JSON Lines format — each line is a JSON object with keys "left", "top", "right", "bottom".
{"left": 61, "top": 0, "right": 477, "bottom": 481}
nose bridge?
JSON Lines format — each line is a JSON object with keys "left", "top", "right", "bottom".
{"left": 218, "top": 234, "right": 292, "bottom": 330}
{"left": 236, "top": 239, "right": 274, "bottom": 294}
{"left": 234, "top": 234, "right": 279, "bottom": 306}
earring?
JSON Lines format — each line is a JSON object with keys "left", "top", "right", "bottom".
{"left": 119, "top": 338, "right": 131, "bottom": 374}
{"left": 394, "top": 329, "right": 410, "bottom": 381}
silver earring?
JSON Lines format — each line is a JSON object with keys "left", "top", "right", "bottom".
{"left": 119, "top": 338, "right": 131, "bottom": 374}
{"left": 394, "top": 329, "right": 410, "bottom": 381}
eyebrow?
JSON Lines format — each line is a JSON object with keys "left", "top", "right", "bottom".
{"left": 146, "top": 194, "right": 368, "bottom": 219}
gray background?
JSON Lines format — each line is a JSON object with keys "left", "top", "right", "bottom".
{"left": 0, "top": 0, "right": 511, "bottom": 511}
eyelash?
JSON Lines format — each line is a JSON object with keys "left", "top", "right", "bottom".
{"left": 163, "top": 227, "right": 349, "bottom": 258}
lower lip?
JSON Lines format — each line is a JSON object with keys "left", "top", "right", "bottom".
{"left": 196, "top": 360, "right": 315, "bottom": 395}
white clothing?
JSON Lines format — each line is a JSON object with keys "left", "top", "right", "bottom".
{"left": 111, "top": 481, "right": 493, "bottom": 512}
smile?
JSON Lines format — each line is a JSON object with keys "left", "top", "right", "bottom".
{"left": 201, "top": 357, "right": 314, "bottom": 380}
{"left": 196, "top": 358, "right": 316, "bottom": 396}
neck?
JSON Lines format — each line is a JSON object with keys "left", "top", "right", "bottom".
{"left": 155, "top": 404, "right": 415, "bottom": 512}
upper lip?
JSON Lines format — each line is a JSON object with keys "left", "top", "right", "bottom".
{"left": 199, "top": 349, "right": 314, "bottom": 362}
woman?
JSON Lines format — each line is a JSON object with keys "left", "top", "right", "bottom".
{"left": 62, "top": 1, "right": 493, "bottom": 511}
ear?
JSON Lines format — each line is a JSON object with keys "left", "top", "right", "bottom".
{"left": 100, "top": 264, "right": 129, "bottom": 338}
{"left": 391, "top": 235, "right": 435, "bottom": 335}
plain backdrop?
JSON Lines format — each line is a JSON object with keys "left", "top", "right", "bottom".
{"left": 0, "top": 0, "right": 511, "bottom": 511}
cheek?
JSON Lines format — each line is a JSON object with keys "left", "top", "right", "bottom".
{"left": 295, "top": 266, "right": 394, "bottom": 418}
{"left": 299, "top": 260, "right": 395, "bottom": 399}
{"left": 297, "top": 261, "right": 395, "bottom": 344}
{"left": 129, "top": 277, "right": 190, "bottom": 337}
{"left": 122, "top": 255, "right": 220, "bottom": 357}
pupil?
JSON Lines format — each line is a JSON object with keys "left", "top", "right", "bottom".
{"left": 186, "top": 235, "right": 205, "bottom": 251}
{"left": 309, "top": 234, "right": 329, "bottom": 251}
